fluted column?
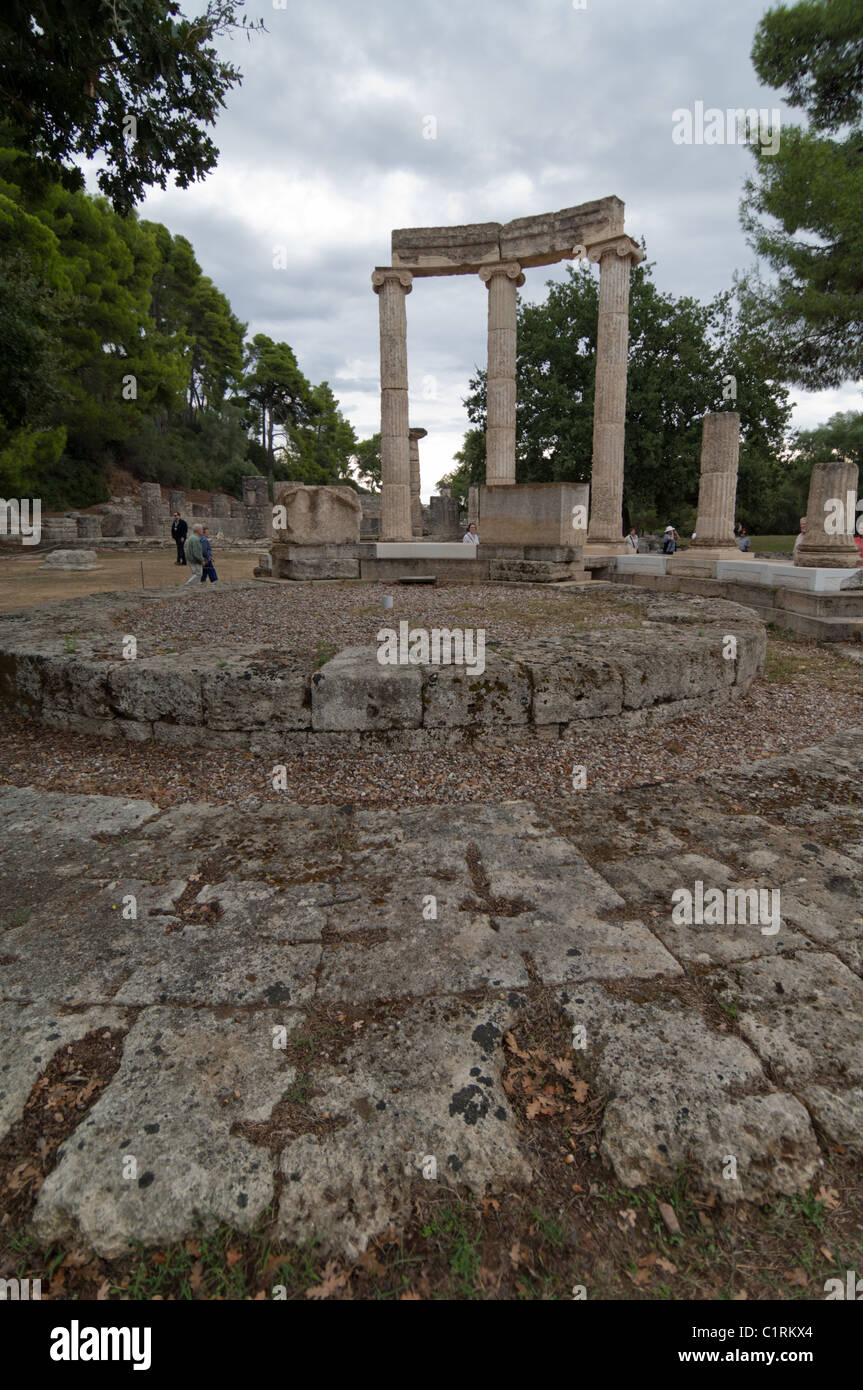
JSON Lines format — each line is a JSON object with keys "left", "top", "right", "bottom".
{"left": 796, "top": 460, "right": 860, "bottom": 567}
{"left": 585, "top": 235, "right": 644, "bottom": 549}
{"left": 691, "top": 412, "right": 741, "bottom": 550}
{"left": 479, "top": 261, "right": 525, "bottom": 485}
{"left": 409, "top": 427, "right": 427, "bottom": 536}
{"left": 372, "top": 267, "right": 413, "bottom": 540}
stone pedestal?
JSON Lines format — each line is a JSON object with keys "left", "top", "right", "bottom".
{"left": 409, "top": 427, "right": 427, "bottom": 537}
{"left": 373, "top": 268, "right": 413, "bottom": 541}
{"left": 479, "top": 482, "right": 590, "bottom": 547}
{"left": 796, "top": 460, "right": 860, "bottom": 568}
{"left": 585, "top": 236, "right": 643, "bottom": 552}
{"left": 479, "top": 261, "right": 525, "bottom": 485}
{"left": 140, "top": 483, "right": 163, "bottom": 537}
{"left": 76, "top": 516, "right": 101, "bottom": 540}
{"left": 210, "top": 493, "right": 231, "bottom": 518}
{"left": 273, "top": 483, "right": 362, "bottom": 546}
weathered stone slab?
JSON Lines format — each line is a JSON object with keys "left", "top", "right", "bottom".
{"left": 311, "top": 646, "right": 422, "bottom": 730}
{"left": 273, "top": 484, "right": 361, "bottom": 546}
{"left": 420, "top": 652, "right": 530, "bottom": 727}
{"left": 32, "top": 1008, "right": 292, "bottom": 1256}
{"left": 479, "top": 482, "right": 590, "bottom": 547}
{"left": 41, "top": 549, "right": 99, "bottom": 570}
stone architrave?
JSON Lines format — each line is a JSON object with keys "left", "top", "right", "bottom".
{"left": 795, "top": 460, "right": 860, "bottom": 568}
{"left": 584, "top": 235, "right": 644, "bottom": 552}
{"left": 479, "top": 261, "right": 525, "bottom": 485}
{"left": 372, "top": 268, "right": 413, "bottom": 541}
{"left": 690, "top": 411, "right": 741, "bottom": 554}
{"left": 408, "top": 428, "right": 427, "bottom": 536}
{"left": 140, "top": 483, "right": 163, "bottom": 537}
{"left": 273, "top": 483, "right": 362, "bottom": 546}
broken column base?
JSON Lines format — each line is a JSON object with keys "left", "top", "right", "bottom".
{"left": 794, "top": 546, "right": 860, "bottom": 569}
{"left": 668, "top": 547, "right": 742, "bottom": 576}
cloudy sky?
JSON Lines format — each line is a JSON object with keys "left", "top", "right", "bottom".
{"left": 119, "top": 0, "right": 858, "bottom": 496}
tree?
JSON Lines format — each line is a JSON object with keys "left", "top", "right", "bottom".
{"left": 285, "top": 381, "right": 357, "bottom": 485}
{"left": 353, "top": 433, "right": 381, "bottom": 491}
{"left": 242, "top": 334, "right": 313, "bottom": 493}
{"left": 795, "top": 410, "right": 863, "bottom": 468}
{"left": 0, "top": 2, "right": 263, "bottom": 215}
{"left": 458, "top": 259, "right": 792, "bottom": 532}
{"left": 740, "top": 0, "right": 863, "bottom": 388}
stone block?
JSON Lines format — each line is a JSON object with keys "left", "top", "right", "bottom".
{"left": 421, "top": 653, "right": 531, "bottom": 727}
{"left": 203, "top": 660, "right": 310, "bottom": 731}
{"left": 512, "top": 639, "right": 625, "bottom": 723}
{"left": 41, "top": 549, "right": 99, "bottom": 570}
{"left": 310, "top": 646, "right": 422, "bottom": 730}
{"left": 108, "top": 658, "right": 204, "bottom": 725}
{"left": 490, "top": 559, "right": 583, "bottom": 582}
{"left": 479, "top": 482, "right": 589, "bottom": 546}
{"left": 273, "top": 484, "right": 361, "bottom": 546}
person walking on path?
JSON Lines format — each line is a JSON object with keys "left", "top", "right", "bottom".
{"left": 184, "top": 524, "right": 204, "bottom": 584}
{"left": 171, "top": 512, "right": 188, "bottom": 565}
{"left": 200, "top": 526, "right": 218, "bottom": 583}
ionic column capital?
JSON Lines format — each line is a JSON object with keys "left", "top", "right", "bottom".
{"left": 479, "top": 260, "right": 526, "bottom": 288}
{"left": 586, "top": 235, "right": 644, "bottom": 267}
{"left": 372, "top": 267, "right": 413, "bottom": 294}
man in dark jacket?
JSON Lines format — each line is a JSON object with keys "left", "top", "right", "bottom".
{"left": 171, "top": 512, "right": 188, "bottom": 565}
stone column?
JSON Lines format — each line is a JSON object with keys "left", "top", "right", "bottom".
{"left": 169, "top": 490, "right": 186, "bottom": 516}
{"left": 479, "top": 261, "right": 525, "bottom": 485}
{"left": 372, "top": 267, "right": 413, "bottom": 541}
{"left": 690, "top": 412, "right": 741, "bottom": 552}
{"left": 140, "top": 482, "right": 163, "bottom": 537}
{"left": 585, "top": 235, "right": 644, "bottom": 550}
{"left": 796, "top": 460, "right": 860, "bottom": 567}
{"left": 408, "top": 427, "right": 427, "bottom": 536}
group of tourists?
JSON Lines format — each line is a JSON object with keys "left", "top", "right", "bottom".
{"left": 170, "top": 512, "right": 218, "bottom": 584}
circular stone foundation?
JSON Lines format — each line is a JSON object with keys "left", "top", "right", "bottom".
{"left": 0, "top": 582, "right": 766, "bottom": 753}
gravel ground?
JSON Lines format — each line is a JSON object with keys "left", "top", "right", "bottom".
{"left": 123, "top": 582, "right": 650, "bottom": 669}
{"left": 1, "top": 640, "right": 861, "bottom": 810}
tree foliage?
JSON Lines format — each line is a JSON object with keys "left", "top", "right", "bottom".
{"left": 740, "top": 0, "right": 863, "bottom": 388}
{"left": 0, "top": 0, "right": 262, "bottom": 215}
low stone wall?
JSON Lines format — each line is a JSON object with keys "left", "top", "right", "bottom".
{"left": 0, "top": 584, "right": 766, "bottom": 752}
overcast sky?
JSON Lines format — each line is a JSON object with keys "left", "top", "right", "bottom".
{"left": 119, "top": 0, "right": 859, "bottom": 497}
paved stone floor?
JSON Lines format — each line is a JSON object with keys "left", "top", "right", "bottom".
{"left": 1, "top": 729, "right": 861, "bottom": 1257}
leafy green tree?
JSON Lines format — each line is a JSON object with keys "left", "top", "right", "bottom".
{"left": 795, "top": 410, "right": 863, "bottom": 468}
{"left": 283, "top": 382, "right": 358, "bottom": 485}
{"left": 353, "top": 433, "right": 381, "bottom": 491}
{"left": 0, "top": 2, "right": 262, "bottom": 215}
{"left": 243, "top": 334, "right": 313, "bottom": 493}
{"left": 740, "top": 0, "right": 863, "bottom": 388}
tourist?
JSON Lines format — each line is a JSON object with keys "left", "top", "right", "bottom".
{"left": 737, "top": 527, "right": 752, "bottom": 552}
{"left": 184, "top": 524, "right": 205, "bottom": 584}
{"left": 200, "top": 526, "right": 218, "bottom": 583}
{"left": 793, "top": 517, "right": 807, "bottom": 555}
{"left": 463, "top": 522, "right": 479, "bottom": 545}
{"left": 625, "top": 527, "right": 638, "bottom": 551}
{"left": 171, "top": 511, "right": 188, "bottom": 565}
{"left": 662, "top": 525, "right": 679, "bottom": 554}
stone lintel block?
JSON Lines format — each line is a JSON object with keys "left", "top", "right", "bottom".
{"left": 311, "top": 646, "right": 422, "bottom": 730}
{"left": 421, "top": 653, "right": 531, "bottom": 728}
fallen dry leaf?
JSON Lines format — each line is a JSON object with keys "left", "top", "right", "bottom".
{"left": 816, "top": 1186, "right": 840, "bottom": 1212}
{"left": 306, "top": 1259, "right": 348, "bottom": 1300}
